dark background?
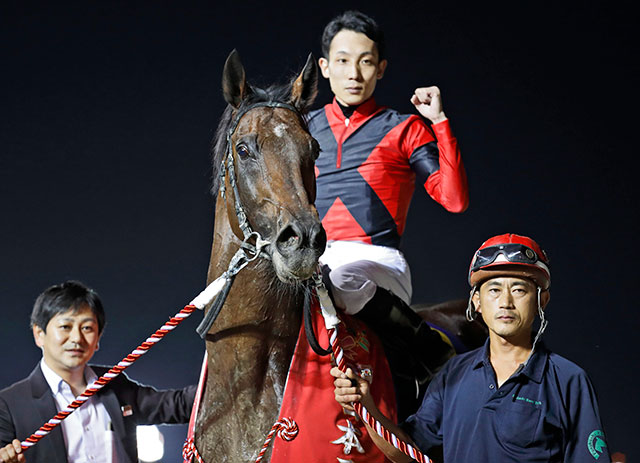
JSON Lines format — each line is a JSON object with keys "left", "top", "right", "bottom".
{"left": 1, "top": 1, "right": 636, "bottom": 461}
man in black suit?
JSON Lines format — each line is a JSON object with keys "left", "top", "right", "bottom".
{"left": 0, "top": 281, "right": 195, "bottom": 463}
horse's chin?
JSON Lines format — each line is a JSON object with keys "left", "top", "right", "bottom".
{"left": 271, "top": 252, "right": 318, "bottom": 285}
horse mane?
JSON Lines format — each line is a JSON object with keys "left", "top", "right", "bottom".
{"left": 210, "top": 80, "right": 310, "bottom": 196}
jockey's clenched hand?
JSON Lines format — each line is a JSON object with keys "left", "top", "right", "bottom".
{"left": 411, "top": 86, "right": 447, "bottom": 124}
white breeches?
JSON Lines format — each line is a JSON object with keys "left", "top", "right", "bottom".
{"left": 319, "top": 240, "right": 412, "bottom": 315}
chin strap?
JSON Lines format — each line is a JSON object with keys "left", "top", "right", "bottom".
{"left": 517, "top": 287, "right": 549, "bottom": 370}
{"left": 524, "top": 286, "right": 548, "bottom": 365}
{"left": 465, "top": 285, "right": 477, "bottom": 321}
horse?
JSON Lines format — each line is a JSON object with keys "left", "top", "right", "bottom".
{"left": 192, "top": 50, "right": 487, "bottom": 462}
{"left": 193, "top": 50, "right": 324, "bottom": 462}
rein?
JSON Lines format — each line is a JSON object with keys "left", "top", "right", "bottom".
{"left": 195, "top": 231, "right": 268, "bottom": 338}
{"left": 303, "top": 286, "right": 332, "bottom": 356}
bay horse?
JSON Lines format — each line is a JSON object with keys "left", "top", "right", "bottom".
{"left": 194, "top": 50, "right": 324, "bottom": 461}
{"left": 193, "top": 50, "right": 486, "bottom": 462}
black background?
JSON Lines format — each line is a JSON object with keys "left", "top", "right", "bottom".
{"left": 1, "top": 1, "right": 637, "bottom": 460}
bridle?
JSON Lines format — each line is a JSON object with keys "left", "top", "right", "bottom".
{"left": 195, "top": 100, "right": 305, "bottom": 338}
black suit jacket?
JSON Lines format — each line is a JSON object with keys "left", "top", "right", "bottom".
{"left": 0, "top": 364, "right": 196, "bottom": 463}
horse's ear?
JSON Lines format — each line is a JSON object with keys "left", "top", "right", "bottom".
{"left": 290, "top": 53, "right": 318, "bottom": 112}
{"left": 222, "top": 49, "right": 250, "bottom": 109}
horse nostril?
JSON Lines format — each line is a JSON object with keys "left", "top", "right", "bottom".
{"left": 276, "top": 225, "right": 301, "bottom": 254}
{"left": 310, "top": 223, "right": 327, "bottom": 252}
{"left": 276, "top": 222, "right": 325, "bottom": 257}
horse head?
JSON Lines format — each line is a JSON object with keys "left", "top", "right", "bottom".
{"left": 213, "top": 50, "right": 326, "bottom": 284}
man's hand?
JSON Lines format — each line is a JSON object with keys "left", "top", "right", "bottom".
{"left": 0, "top": 440, "right": 25, "bottom": 463}
{"left": 332, "top": 367, "right": 416, "bottom": 463}
{"left": 411, "top": 86, "right": 447, "bottom": 124}
{"left": 331, "top": 366, "right": 372, "bottom": 411}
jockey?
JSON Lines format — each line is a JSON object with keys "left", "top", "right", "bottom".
{"left": 309, "top": 10, "right": 468, "bottom": 417}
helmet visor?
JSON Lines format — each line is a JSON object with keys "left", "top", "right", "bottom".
{"left": 470, "top": 243, "right": 546, "bottom": 273}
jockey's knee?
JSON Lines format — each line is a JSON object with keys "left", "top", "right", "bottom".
{"left": 324, "top": 264, "right": 378, "bottom": 315}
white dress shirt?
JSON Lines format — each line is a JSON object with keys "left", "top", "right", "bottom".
{"left": 40, "top": 359, "right": 127, "bottom": 463}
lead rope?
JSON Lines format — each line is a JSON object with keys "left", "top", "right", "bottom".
{"left": 312, "top": 272, "right": 433, "bottom": 463}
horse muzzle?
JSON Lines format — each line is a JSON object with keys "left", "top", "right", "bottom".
{"left": 271, "top": 219, "right": 326, "bottom": 282}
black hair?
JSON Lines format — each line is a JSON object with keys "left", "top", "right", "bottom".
{"left": 30, "top": 281, "right": 106, "bottom": 334}
{"left": 321, "top": 10, "right": 386, "bottom": 60}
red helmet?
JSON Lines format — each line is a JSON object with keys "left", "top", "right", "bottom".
{"left": 468, "top": 233, "right": 551, "bottom": 290}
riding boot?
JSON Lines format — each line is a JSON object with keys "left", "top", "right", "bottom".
{"left": 356, "top": 287, "right": 455, "bottom": 421}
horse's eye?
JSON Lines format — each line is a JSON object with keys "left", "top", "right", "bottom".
{"left": 236, "top": 143, "right": 251, "bottom": 159}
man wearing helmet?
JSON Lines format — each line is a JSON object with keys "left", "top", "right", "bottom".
{"left": 332, "top": 234, "right": 610, "bottom": 462}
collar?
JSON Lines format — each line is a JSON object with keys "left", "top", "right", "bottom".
{"left": 40, "top": 358, "right": 98, "bottom": 395}
{"left": 472, "top": 338, "right": 548, "bottom": 384}
{"left": 328, "top": 97, "right": 383, "bottom": 124}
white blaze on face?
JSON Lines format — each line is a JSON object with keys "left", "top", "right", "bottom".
{"left": 273, "top": 123, "right": 287, "bottom": 137}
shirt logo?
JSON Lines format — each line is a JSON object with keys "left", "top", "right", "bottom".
{"left": 513, "top": 395, "right": 542, "bottom": 407}
{"left": 587, "top": 430, "right": 607, "bottom": 459}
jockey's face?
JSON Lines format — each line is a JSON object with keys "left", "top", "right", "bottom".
{"left": 472, "top": 277, "right": 548, "bottom": 344}
{"left": 319, "top": 29, "right": 387, "bottom": 107}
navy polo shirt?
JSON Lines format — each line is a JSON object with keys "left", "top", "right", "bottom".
{"left": 401, "top": 340, "right": 609, "bottom": 462}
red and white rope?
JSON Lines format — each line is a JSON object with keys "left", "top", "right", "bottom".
{"left": 182, "top": 416, "right": 298, "bottom": 463}
{"left": 21, "top": 304, "right": 198, "bottom": 451}
{"left": 182, "top": 436, "right": 205, "bottom": 463}
{"left": 255, "top": 417, "right": 299, "bottom": 463}
{"left": 328, "top": 326, "right": 433, "bottom": 463}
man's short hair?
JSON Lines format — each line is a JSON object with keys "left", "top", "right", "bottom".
{"left": 321, "top": 10, "right": 386, "bottom": 60}
{"left": 30, "top": 281, "right": 106, "bottom": 334}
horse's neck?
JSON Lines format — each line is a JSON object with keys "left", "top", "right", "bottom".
{"left": 197, "top": 206, "right": 303, "bottom": 458}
